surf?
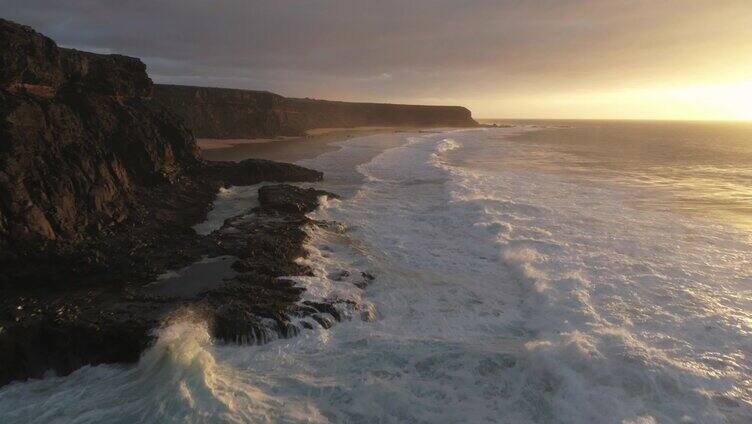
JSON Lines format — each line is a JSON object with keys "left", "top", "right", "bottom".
{"left": 2, "top": 125, "right": 751, "bottom": 423}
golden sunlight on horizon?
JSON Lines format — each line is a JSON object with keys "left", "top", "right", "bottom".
{"left": 472, "top": 80, "right": 752, "bottom": 121}
{"left": 467, "top": 5, "right": 752, "bottom": 122}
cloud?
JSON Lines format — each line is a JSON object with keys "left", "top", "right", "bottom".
{"left": 4, "top": 0, "right": 751, "bottom": 117}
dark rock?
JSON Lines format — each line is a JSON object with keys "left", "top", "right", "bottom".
{"left": 0, "top": 19, "right": 151, "bottom": 99}
{"left": 0, "top": 18, "right": 323, "bottom": 289}
{"left": 201, "top": 159, "right": 322, "bottom": 187}
{"left": 330, "top": 270, "right": 350, "bottom": 281}
{"left": 280, "top": 96, "right": 478, "bottom": 134}
{"left": 0, "top": 184, "right": 339, "bottom": 385}
{"left": 311, "top": 314, "right": 334, "bottom": 329}
{"left": 214, "top": 210, "right": 311, "bottom": 278}
{"left": 257, "top": 184, "right": 338, "bottom": 214}
{"left": 303, "top": 301, "right": 342, "bottom": 322}
{"left": 0, "top": 20, "right": 341, "bottom": 386}
{"left": 152, "top": 85, "right": 294, "bottom": 138}
{"left": 354, "top": 271, "right": 376, "bottom": 288}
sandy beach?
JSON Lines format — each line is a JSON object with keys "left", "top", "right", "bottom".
{"left": 198, "top": 127, "right": 429, "bottom": 163}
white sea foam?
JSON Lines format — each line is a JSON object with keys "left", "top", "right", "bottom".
{"left": 192, "top": 183, "right": 267, "bottom": 235}
{"left": 435, "top": 129, "right": 752, "bottom": 423}
{"left": 0, "top": 315, "right": 290, "bottom": 423}
{"left": 2, "top": 127, "right": 751, "bottom": 423}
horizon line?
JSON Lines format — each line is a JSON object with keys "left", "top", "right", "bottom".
{"left": 475, "top": 117, "right": 752, "bottom": 124}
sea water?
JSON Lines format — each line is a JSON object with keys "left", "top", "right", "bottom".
{"left": 1, "top": 121, "right": 751, "bottom": 423}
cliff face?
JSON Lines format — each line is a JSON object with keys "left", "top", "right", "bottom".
{"left": 153, "top": 84, "right": 292, "bottom": 138}
{"left": 0, "top": 19, "right": 321, "bottom": 287}
{"left": 0, "top": 19, "right": 199, "bottom": 245}
{"left": 281, "top": 97, "right": 477, "bottom": 131}
{"left": 0, "top": 19, "right": 331, "bottom": 385}
{"left": 0, "top": 21, "right": 152, "bottom": 99}
{"left": 154, "top": 84, "right": 477, "bottom": 139}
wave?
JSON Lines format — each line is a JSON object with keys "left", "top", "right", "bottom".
{"left": 298, "top": 128, "right": 751, "bottom": 421}
{"left": 3, "top": 128, "right": 750, "bottom": 423}
{"left": 0, "top": 313, "right": 276, "bottom": 423}
{"left": 436, "top": 130, "right": 752, "bottom": 422}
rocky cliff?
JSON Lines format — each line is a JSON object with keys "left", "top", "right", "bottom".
{"left": 154, "top": 84, "right": 478, "bottom": 139}
{"left": 153, "top": 84, "right": 291, "bottom": 138}
{"left": 281, "top": 96, "right": 477, "bottom": 132}
{"left": 0, "top": 18, "right": 469, "bottom": 386}
{"left": 0, "top": 19, "right": 320, "bottom": 276}
{"left": 0, "top": 19, "right": 342, "bottom": 385}
{"left": 0, "top": 18, "right": 197, "bottom": 247}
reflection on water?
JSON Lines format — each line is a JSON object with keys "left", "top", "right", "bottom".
{"left": 474, "top": 120, "right": 752, "bottom": 230}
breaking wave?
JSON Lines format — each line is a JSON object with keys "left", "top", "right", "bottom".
{"left": 3, "top": 126, "right": 751, "bottom": 423}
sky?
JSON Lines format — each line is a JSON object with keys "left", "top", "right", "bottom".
{"left": 4, "top": 0, "right": 751, "bottom": 120}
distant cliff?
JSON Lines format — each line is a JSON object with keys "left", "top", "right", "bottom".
{"left": 282, "top": 96, "right": 478, "bottom": 132}
{"left": 153, "top": 85, "right": 291, "bottom": 138}
{"left": 154, "top": 84, "right": 477, "bottom": 139}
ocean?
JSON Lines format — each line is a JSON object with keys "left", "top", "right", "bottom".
{"left": 1, "top": 121, "right": 751, "bottom": 423}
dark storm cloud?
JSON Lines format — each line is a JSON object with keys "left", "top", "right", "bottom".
{"left": 3, "top": 1, "right": 751, "bottom": 115}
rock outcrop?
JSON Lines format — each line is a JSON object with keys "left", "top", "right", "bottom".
{"left": 0, "top": 19, "right": 350, "bottom": 386}
{"left": 1, "top": 18, "right": 195, "bottom": 249}
{"left": 0, "top": 19, "right": 320, "bottom": 287}
{"left": 153, "top": 84, "right": 478, "bottom": 139}
{"left": 0, "top": 183, "right": 368, "bottom": 387}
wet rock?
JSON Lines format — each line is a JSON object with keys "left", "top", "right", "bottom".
{"left": 303, "top": 301, "right": 343, "bottom": 322}
{"left": 200, "top": 159, "right": 322, "bottom": 187}
{"left": 311, "top": 314, "right": 335, "bottom": 329}
{"left": 257, "top": 184, "right": 338, "bottom": 214}
{"left": 355, "top": 271, "right": 377, "bottom": 288}
{"left": 329, "top": 270, "right": 351, "bottom": 281}
{"left": 0, "top": 184, "right": 340, "bottom": 385}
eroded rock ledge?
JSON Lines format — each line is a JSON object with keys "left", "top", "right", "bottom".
{"left": 1, "top": 183, "right": 369, "bottom": 386}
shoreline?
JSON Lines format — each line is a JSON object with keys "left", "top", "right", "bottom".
{"left": 1, "top": 124, "right": 421, "bottom": 386}
{"left": 0, "top": 18, "right": 479, "bottom": 391}
{"left": 198, "top": 126, "right": 437, "bottom": 163}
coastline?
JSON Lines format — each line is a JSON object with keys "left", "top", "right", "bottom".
{"left": 198, "top": 126, "right": 430, "bottom": 163}
{"left": 0, "top": 18, "right": 478, "bottom": 391}
{"left": 0, "top": 118, "right": 428, "bottom": 386}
